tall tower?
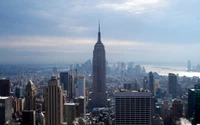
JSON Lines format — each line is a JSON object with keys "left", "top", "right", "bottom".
{"left": 45, "top": 76, "right": 63, "bottom": 125}
{"left": 24, "top": 80, "right": 36, "bottom": 110}
{"left": 172, "top": 99, "right": 183, "bottom": 125}
{"left": 149, "top": 72, "right": 154, "bottom": 95}
{"left": 0, "top": 97, "right": 12, "bottom": 125}
{"left": 168, "top": 73, "right": 177, "bottom": 98}
{"left": 187, "top": 60, "right": 191, "bottom": 71}
{"left": 0, "top": 79, "right": 10, "bottom": 96}
{"left": 76, "top": 75, "right": 85, "bottom": 97}
{"left": 92, "top": 22, "right": 107, "bottom": 107}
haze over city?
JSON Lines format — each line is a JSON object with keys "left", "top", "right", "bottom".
{"left": 1, "top": 0, "right": 200, "bottom": 64}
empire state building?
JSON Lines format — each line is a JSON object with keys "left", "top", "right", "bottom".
{"left": 92, "top": 23, "right": 107, "bottom": 107}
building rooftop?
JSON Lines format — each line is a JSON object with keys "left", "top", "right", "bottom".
{"left": 0, "top": 96, "right": 9, "bottom": 99}
{"left": 64, "top": 103, "right": 79, "bottom": 106}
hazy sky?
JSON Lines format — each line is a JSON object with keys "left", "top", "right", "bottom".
{"left": 1, "top": 0, "right": 200, "bottom": 64}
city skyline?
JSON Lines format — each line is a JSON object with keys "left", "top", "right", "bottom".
{"left": 1, "top": 0, "right": 200, "bottom": 63}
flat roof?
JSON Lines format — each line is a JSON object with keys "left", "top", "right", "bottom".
{"left": 115, "top": 91, "right": 152, "bottom": 97}
{"left": 0, "top": 97, "right": 9, "bottom": 99}
{"left": 64, "top": 103, "right": 78, "bottom": 105}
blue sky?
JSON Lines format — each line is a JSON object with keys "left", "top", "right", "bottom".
{"left": 0, "top": 0, "right": 200, "bottom": 64}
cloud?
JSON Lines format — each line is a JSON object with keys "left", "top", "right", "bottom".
{"left": 0, "top": 36, "right": 199, "bottom": 63}
{"left": 97, "top": 0, "right": 166, "bottom": 15}
{"left": 0, "top": 0, "right": 200, "bottom": 63}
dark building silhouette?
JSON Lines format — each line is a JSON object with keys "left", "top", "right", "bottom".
{"left": 194, "top": 84, "right": 200, "bottom": 124}
{"left": 22, "top": 110, "right": 36, "bottom": 125}
{"left": 187, "top": 84, "right": 200, "bottom": 124}
{"left": 60, "top": 72, "right": 70, "bottom": 91}
{"left": 15, "top": 86, "right": 22, "bottom": 98}
{"left": 172, "top": 99, "right": 183, "bottom": 125}
{"left": 0, "top": 97, "right": 12, "bottom": 125}
{"left": 0, "top": 79, "right": 10, "bottom": 96}
{"left": 92, "top": 23, "right": 107, "bottom": 107}
{"left": 168, "top": 73, "right": 177, "bottom": 98}
{"left": 124, "top": 83, "right": 132, "bottom": 90}
{"left": 60, "top": 71, "right": 78, "bottom": 101}
{"left": 149, "top": 72, "right": 154, "bottom": 95}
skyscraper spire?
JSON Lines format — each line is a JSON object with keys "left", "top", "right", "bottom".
{"left": 97, "top": 20, "right": 101, "bottom": 43}
{"left": 98, "top": 20, "right": 100, "bottom": 32}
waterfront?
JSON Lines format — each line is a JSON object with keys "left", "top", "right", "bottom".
{"left": 143, "top": 64, "right": 200, "bottom": 77}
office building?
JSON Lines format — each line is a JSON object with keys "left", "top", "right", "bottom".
{"left": 0, "top": 79, "right": 10, "bottom": 96}
{"left": 45, "top": 76, "right": 63, "bottom": 125}
{"left": 63, "top": 103, "right": 79, "bottom": 125}
{"left": 13, "top": 98, "right": 21, "bottom": 113}
{"left": 53, "top": 67, "right": 57, "bottom": 75}
{"left": 22, "top": 110, "right": 36, "bottom": 125}
{"left": 194, "top": 84, "right": 200, "bottom": 124}
{"left": 115, "top": 91, "right": 152, "bottom": 125}
{"left": 92, "top": 23, "right": 107, "bottom": 107}
{"left": 60, "top": 71, "right": 76, "bottom": 100}
{"left": 168, "top": 73, "right": 177, "bottom": 98}
{"left": 188, "top": 60, "right": 191, "bottom": 71}
{"left": 24, "top": 80, "right": 36, "bottom": 110}
{"left": 128, "top": 61, "right": 134, "bottom": 69}
{"left": 78, "top": 96, "right": 86, "bottom": 118}
{"left": 149, "top": 72, "right": 154, "bottom": 95}
{"left": 161, "top": 100, "right": 169, "bottom": 120}
{"left": 143, "top": 76, "right": 148, "bottom": 90}
{"left": 68, "top": 75, "right": 75, "bottom": 100}
{"left": 15, "top": 86, "right": 22, "bottom": 98}
{"left": 60, "top": 72, "right": 70, "bottom": 91}
{"left": 187, "top": 84, "right": 200, "bottom": 124}
{"left": 133, "top": 80, "right": 140, "bottom": 90}
{"left": 124, "top": 83, "right": 132, "bottom": 90}
{"left": 76, "top": 76, "right": 85, "bottom": 97}
{"left": 187, "top": 88, "right": 195, "bottom": 119}
{"left": 172, "top": 99, "right": 183, "bottom": 125}
{"left": 0, "top": 97, "right": 12, "bottom": 125}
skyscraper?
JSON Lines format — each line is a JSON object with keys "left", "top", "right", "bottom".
{"left": 0, "top": 97, "right": 12, "bottom": 125}
{"left": 76, "top": 75, "right": 85, "bottom": 97}
{"left": 115, "top": 91, "right": 152, "bottom": 125}
{"left": 188, "top": 60, "right": 191, "bottom": 71}
{"left": 194, "top": 84, "right": 200, "bottom": 124}
{"left": 172, "top": 99, "right": 183, "bottom": 125}
{"left": 60, "top": 72, "right": 76, "bottom": 100}
{"left": 0, "top": 79, "right": 10, "bottom": 96}
{"left": 22, "top": 110, "right": 36, "bottom": 125}
{"left": 78, "top": 96, "right": 86, "bottom": 119}
{"left": 92, "top": 22, "right": 106, "bottom": 107}
{"left": 15, "top": 86, "right": 22, "bottom": 98}
{"left": 149, "top": 72, "right": 154, "bottom": 95}
{"left": 63, "top": 103, "right": 79, "bottom": 125}
{"left": 124, "top": 83, "right": 132, "bottom": 90}
{"left": 60, "top": 72, "right": 70, "bottom": 91}
{"left": 187, "top": 88, "right": 195, "bottom": 119}
{"left": 187, "top": 84, "right": 200, "bottom": 124}
{"left": 168, "top": 73, "right": 177, "bottom": 98}
{"left": 45, "top": 76, "right": 63, "bottom": 125}
{"left": 24, "top": 80, "right": 36, "bottom": 110}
